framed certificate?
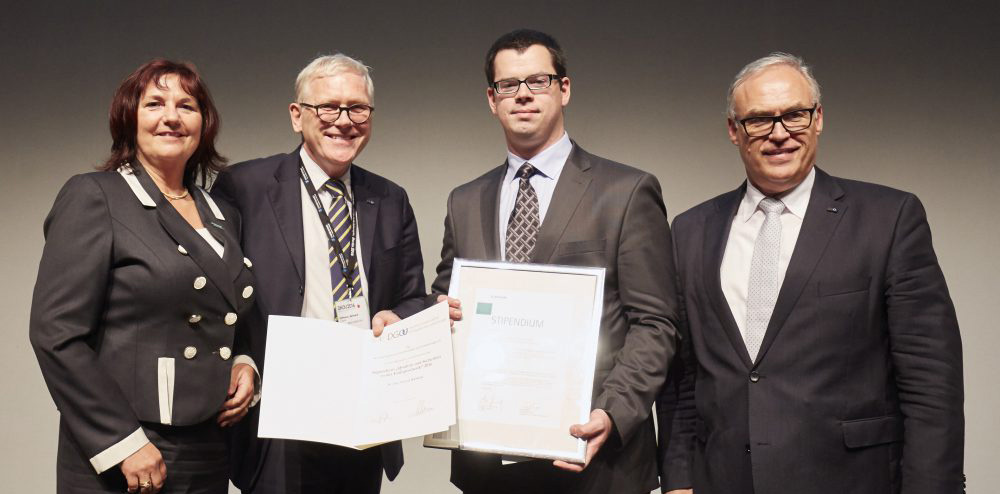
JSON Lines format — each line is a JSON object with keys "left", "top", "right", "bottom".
{"left": 423, "top": 258, "right": 605, "bottom": 463}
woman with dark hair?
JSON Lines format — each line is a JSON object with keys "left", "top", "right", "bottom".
{"left": 29, "top": 59, "right": 258, "bottom": 494}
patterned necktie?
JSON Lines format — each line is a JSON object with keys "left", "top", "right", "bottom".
{"left": 324, "top": 179, "right": 360, "bottom": 302}
{"left": 505, "top": 163, "right": 539, "bottom": 263}
{"left": 745, "top": 197, "right": 785, "bottom": 362}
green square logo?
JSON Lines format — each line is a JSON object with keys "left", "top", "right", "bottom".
{"left": 476, "top": 302, "right": 493, "bottom": 315}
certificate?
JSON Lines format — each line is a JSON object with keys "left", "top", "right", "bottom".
{"left": 424, "top": 259, "right": 605, "bottom": 463}
{"left": 257, "top": 302, "right": 455, "bottom": 448}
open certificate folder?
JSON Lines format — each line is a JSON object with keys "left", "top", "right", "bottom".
{"left": 257, "top": 302, "right": 456, "bottom": 449}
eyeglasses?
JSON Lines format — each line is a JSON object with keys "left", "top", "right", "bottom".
{"left": 299, "top": 102, "right": 374, "bottom": 124}
{"left": 737, "top": 106, "right": 817, "bottom": 137}
{"left": 492, "top": 74, "right": 562, "bottom": 94}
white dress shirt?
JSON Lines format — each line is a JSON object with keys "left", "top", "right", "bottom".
{"left": 498, "top": 132, "right": 572, "bottom": 260}
{"left": 299, "top": 148, "right": 370, "bottom": 321}
{"left": 721, "top": 167, "right": 815, "bottom": 338}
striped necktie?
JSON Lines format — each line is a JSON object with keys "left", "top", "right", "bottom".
{"left": 324, "top": 179, "right": 360, "bottom": 302}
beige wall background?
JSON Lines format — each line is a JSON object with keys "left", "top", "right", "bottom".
{"left": 2, "top": 2, "right": 996, "bottom": 492}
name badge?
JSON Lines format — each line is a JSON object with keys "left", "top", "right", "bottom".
{"left": 335, "top": 296, "right": 371, "bottom": 330}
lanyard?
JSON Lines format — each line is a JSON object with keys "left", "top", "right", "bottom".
{"left": 298, "top": 162, "right": 358, "bottom": 282}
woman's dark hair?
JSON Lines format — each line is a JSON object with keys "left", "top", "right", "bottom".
{"left": 100, "top": 59, "right": 225, "bottom": 185}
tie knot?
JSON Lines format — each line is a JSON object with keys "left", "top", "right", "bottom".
{"left": 759, "top": 197, "right": 784, "bottom": 215}
{"left": 516, "top": 163, "right": 537, "bottom": 180}
{"left": 324, "top": 179, "right": 348, "bottom": 197}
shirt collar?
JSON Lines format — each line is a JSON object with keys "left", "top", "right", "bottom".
{"left": 299, "top": 146, "right": 351, "bottom": 191}
{"left": 505, "top": 132, "right": 572, "bottom": 182}
{"left": 738, "top": 166, "right": 816, "bottom": 222}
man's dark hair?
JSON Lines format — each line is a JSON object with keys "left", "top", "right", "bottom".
{"left": 485, "top": 29, "right": 567, "bottom": 86}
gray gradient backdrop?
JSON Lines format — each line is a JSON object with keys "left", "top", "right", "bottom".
{"left": 2, "top": 1, "right": 996, "bottom": 492}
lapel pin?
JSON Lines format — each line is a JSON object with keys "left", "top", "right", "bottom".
{"left": 826, "top": 207, "right": 839, "bottom": 213}
{"left": 366, "top": 199, "right": 375, "bottom": 205}
{"left": 211, "top": 221, "right": 223, "bottom": 229}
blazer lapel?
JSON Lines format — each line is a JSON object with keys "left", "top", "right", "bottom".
{"left": 531, "top": 144, "right": 593, "bottom": 263}
{"left": 703, "top": 186, "right": 754, "bottom": 368}
{"left": 267, "top": 153, "right": 306, "bottom": 285}
{"left": 131, "top": 165, "right": 238, "bottom": 309}
{"left": 479, "top": 164, "right": 505, "bottom": 261}
{"left": 350, "top": 165, "right": 380, "bottom": 278}
{"left": 192, "top": 188, "right": 245, "bottom": 282}
{"left": 754, "top": 168, "right": 846, "bottom": 364}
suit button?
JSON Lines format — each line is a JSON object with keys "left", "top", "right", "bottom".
{"left": 225, "top": 312, "right": 238, "bottom": 326}
{"left": 188, "top": 314, "right": 202, "bottom": 324}
{"left": 219, "top": 347, "right": 232, "bottom": 360}
{"left": 745, "top": 444, "right": 751, "bottom": 454}
{"left": 177, "top": 245, "right": 188, "bottom": 255}
{"left": 193, "top": 276, "right": 207, "bottom": 290}
{"left": 183, "top": 346, "right": 197, "bottom": 359}
{"left": 298, "top": 285, "right": 304, "bottom": 295}
{"left": 243, "top": 257, "right": 253, "bottom": 268}
{"left": 749, "top": 371, "right": 760, "bottom": 383}
{"left": 242, "top": 286, "right": 254, "bottom": 299}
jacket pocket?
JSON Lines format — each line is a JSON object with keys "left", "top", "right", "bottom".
{"left": 554, "top": 238, "right": 606, "bottom": 256}
{"left": 157, "top": 357, "right": 175, "bottom": 425}
{"left": 818, "top": 276, "right": 871, "bottom": 297}
{"left": 841, "top": 414, "right": 902, "bottom": 448}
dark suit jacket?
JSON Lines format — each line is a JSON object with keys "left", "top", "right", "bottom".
{"left": 212, "top": 150, "right": 426, "bottom": 490}
{"left": 30, "top": 163, "right": 255, "bottom": 472}
{"left": 657, "top": 167, "right": 964, "bottom": 494}
{"left": 432, "top": 143, "right": 681, "bottom": 493}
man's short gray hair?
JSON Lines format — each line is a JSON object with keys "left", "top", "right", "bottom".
{"left": 727, "top": 52, "right": 820, "bottom": 119}
{"left": 294, "top": 53, "right": 374, "bottom": 104}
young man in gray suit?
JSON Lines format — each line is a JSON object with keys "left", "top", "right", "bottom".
{"left": 658, "top": 53, "right": 965, "bottom": 494}
{"left": 431, "top": 29, "right": 681, "bottom": 494}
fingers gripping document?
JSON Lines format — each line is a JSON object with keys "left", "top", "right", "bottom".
{"left": 257, "top": 302, "right": 456, "bottom": 448}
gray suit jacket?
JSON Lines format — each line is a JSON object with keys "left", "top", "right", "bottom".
{"left": 30, "top": 163, "right": 256, "bottom": 473}
{"left": 432, "top": 143, "right": 681, "bottom": 493}
{"left": 657, "top": 167, "right": 965, "bottom": 494}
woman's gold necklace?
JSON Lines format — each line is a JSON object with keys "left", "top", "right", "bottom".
{"left": 163, "top": 189, "right": 190, "bottom": 200}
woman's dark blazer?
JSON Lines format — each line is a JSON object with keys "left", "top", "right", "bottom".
{"left": 30, "top": 163, "right": 259, "bottom": 474}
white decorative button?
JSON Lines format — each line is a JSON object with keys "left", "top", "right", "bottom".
{"left": 242, "top": 286, "right": 254, "bottom": 299}
{"left": 177, "top": 245, "right": 188, "bottom": 255}
{"left": 219, "top": 347, "right": 232, "bottom": 360}
{"left": 224, "top": 312, "right": 238, "bottom": 325}
{"left": 193, "top": 276, "right": 207, "bottom": 290}
{"left": 188, "top": 314, "right": 202, "bottom": 324}
{"left": 183, "top": 346, "right": 197, "bottom": 359}
{"left": 243, "top": 257, "right": 253, "bottom": 268}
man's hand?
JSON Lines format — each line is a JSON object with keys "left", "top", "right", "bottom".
{"left": 553, "top": 409, "right": 612, "bottom": 473}
{"left": 121, "top": 442, "right": 166, "bottom": 493}
{"left": 666, "top": 490, "right": 694, "bottom": 494}
{"left": 372, "top": 310, "right": 401, "bottom": 337}
{"left": 436, "top": 294, "right": 463, "bottom": 327}
{"left": 218, "top": 363, "right": 255, "bottom": 427}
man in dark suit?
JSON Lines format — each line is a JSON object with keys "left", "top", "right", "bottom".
{"left": 657, "top": 53, "right": 965, "bottom": 494}
{"left": 431, "top": 29, "right": 680, "bottom": 494}
{"left": 212, "top": 53, "right": 428, "bottom": 494}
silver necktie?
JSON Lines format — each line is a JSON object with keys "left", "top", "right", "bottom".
{"left": 745, "top": 197, "right": 784, "bottom": 362}
{"left": 505, "top": 163, "right": 539, "bottom": 263}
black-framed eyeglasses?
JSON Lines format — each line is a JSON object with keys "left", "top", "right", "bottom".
{"left": 492, "top": 74, "right": 562, "bottom": 94}
{"left": 299, "top": 102, "right": 374, "bottom": 124}
{"left": 738, "top": 105, "right": 817, "bottom": 137}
